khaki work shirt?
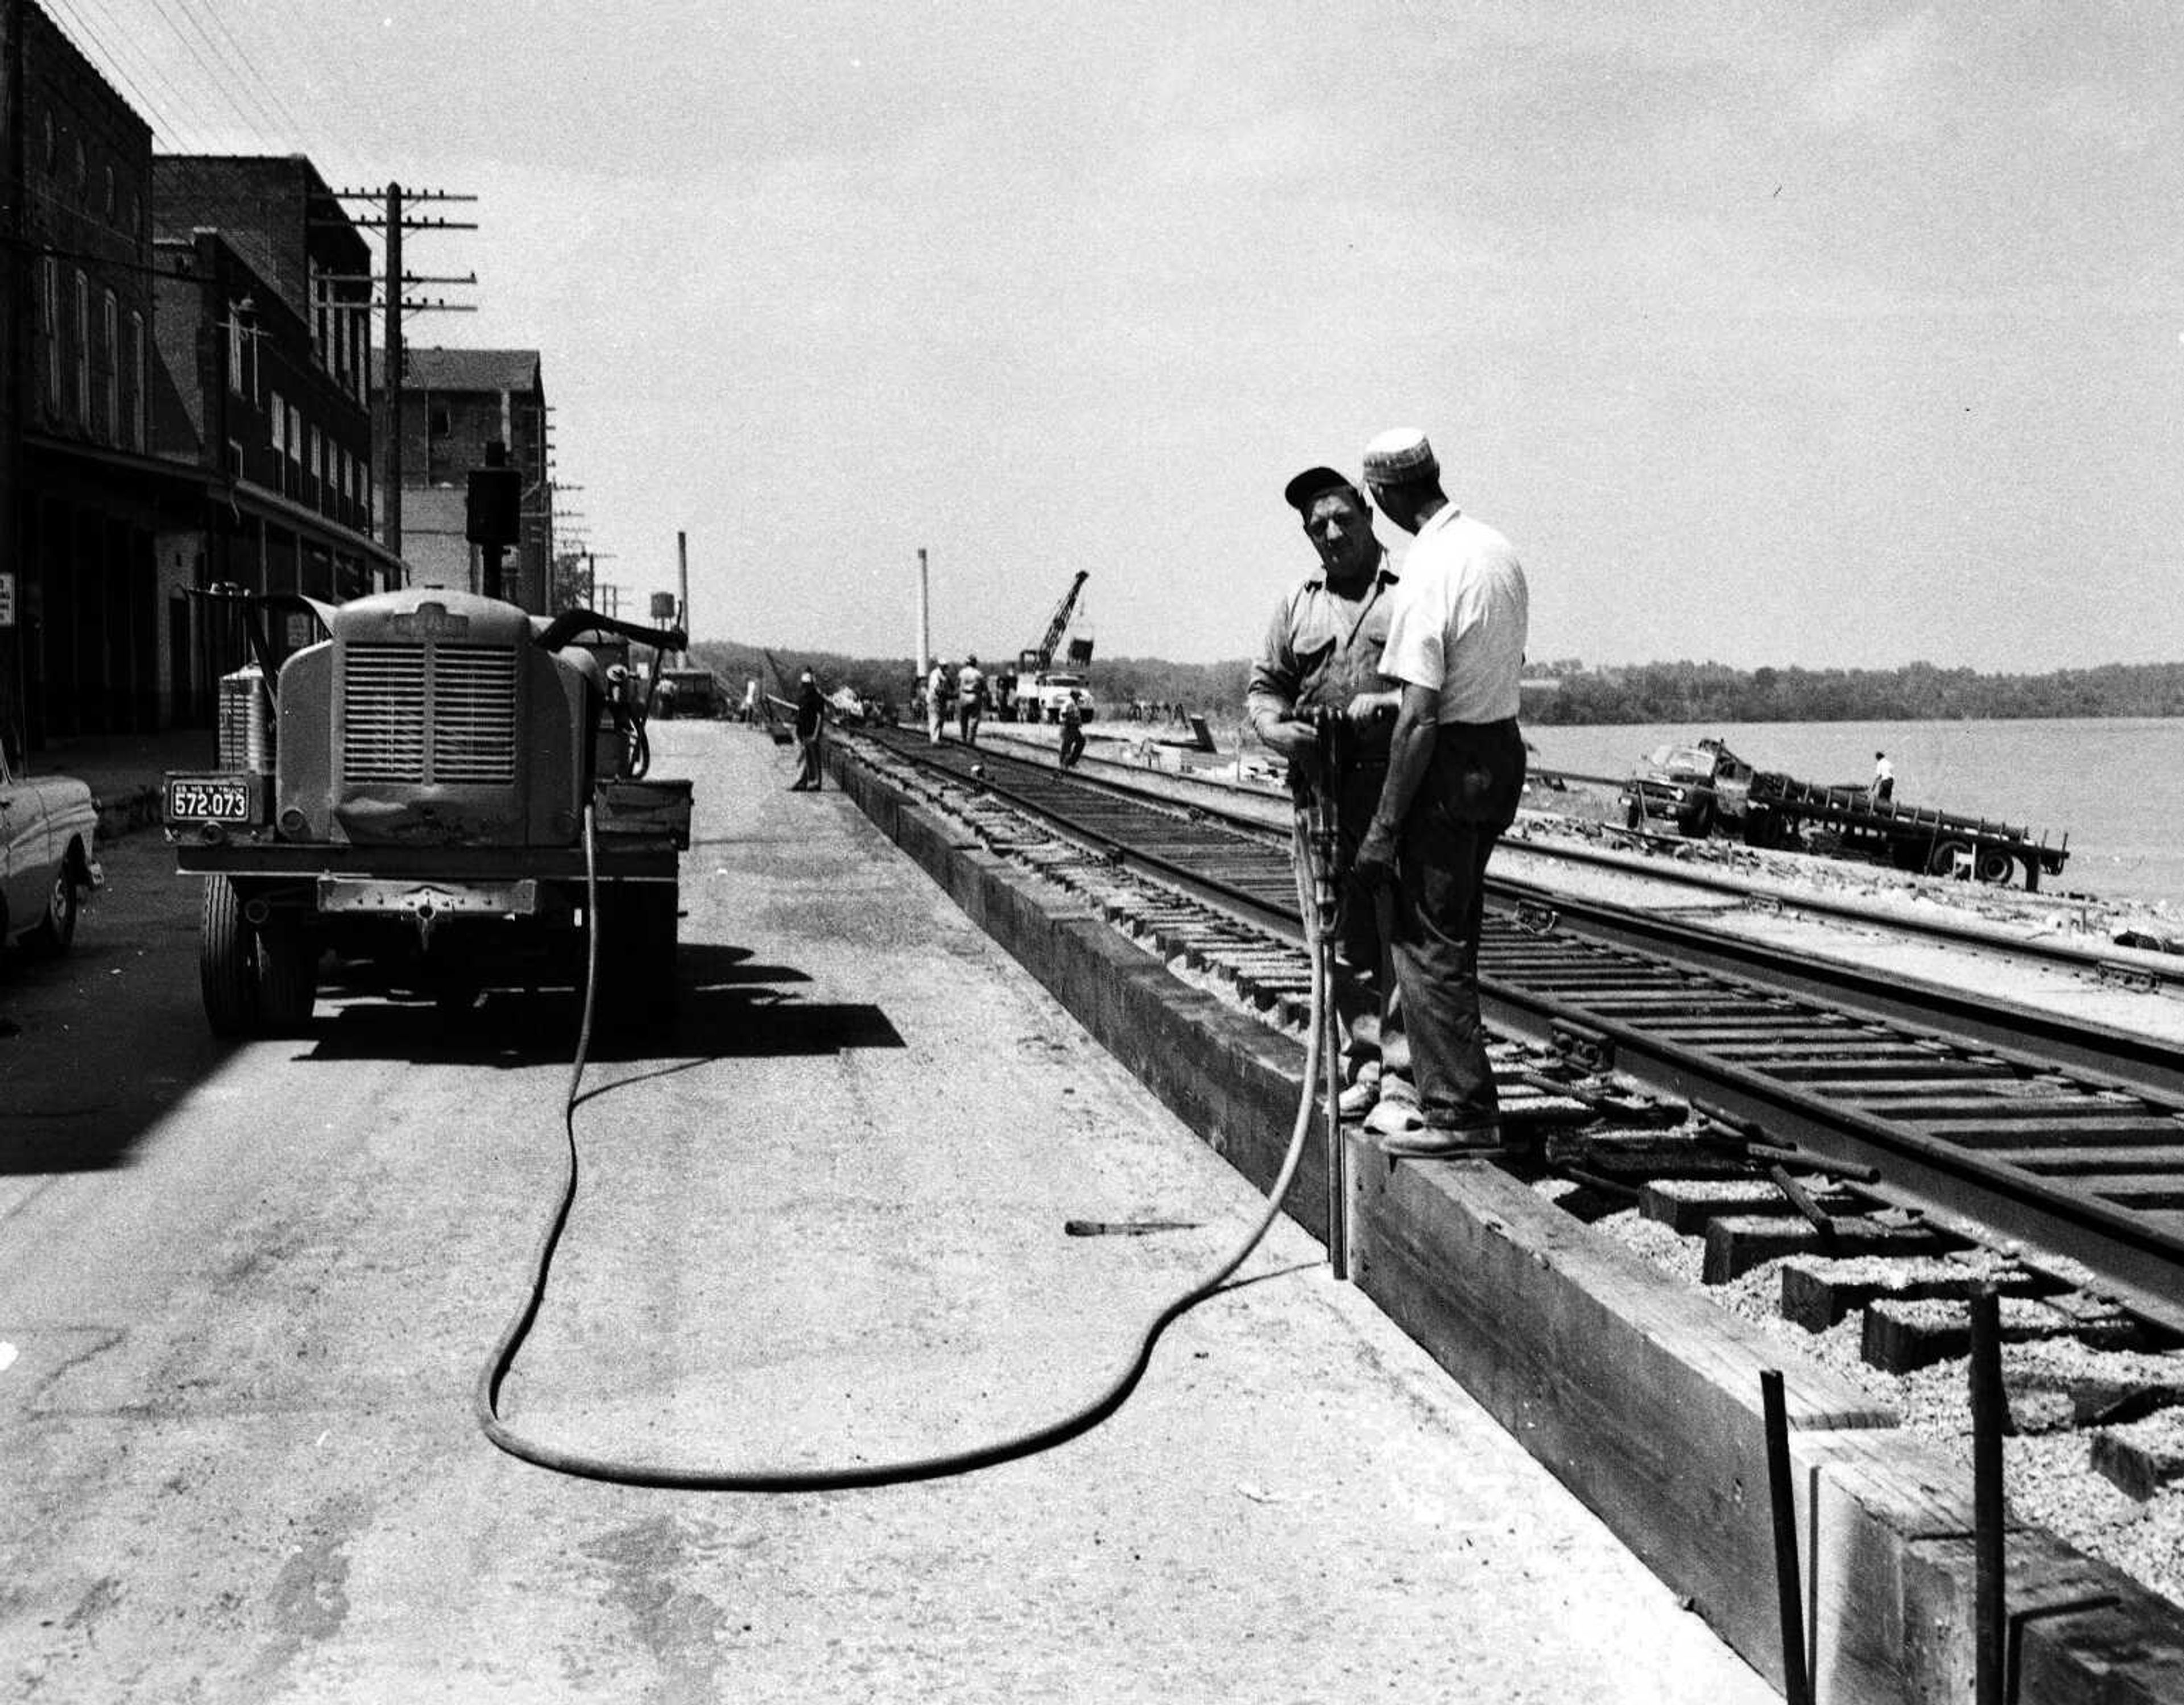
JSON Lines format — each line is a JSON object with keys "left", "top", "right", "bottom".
{"left": 1245, "top": 558, "right": 1400, "bottom": 777}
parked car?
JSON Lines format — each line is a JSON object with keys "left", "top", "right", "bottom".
{"left": 1, "top": 740, "right": 100, "bottom": 955}
{"left": 1618, "top": 737, "right": 1754, "bottom": 838}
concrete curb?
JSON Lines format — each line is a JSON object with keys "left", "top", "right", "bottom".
{"left": 829, "top": 740, "right": 2184, "bottom": 1704}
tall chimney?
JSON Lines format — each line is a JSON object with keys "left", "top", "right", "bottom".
{"left": 916, "top": 548, "right": 930, "bottom": 686}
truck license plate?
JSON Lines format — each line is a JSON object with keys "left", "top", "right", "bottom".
{"left": 166, "top": 776, "right": 254, "bottom": 823}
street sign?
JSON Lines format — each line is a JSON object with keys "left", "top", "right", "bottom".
{"left": 650, "top": 592, "right": 677, "bottom": 621}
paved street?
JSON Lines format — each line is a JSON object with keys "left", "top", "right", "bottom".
{"left": 0, "top": 723, "right": 1774, "bottom": 1703}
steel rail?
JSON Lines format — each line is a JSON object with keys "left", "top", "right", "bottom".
{"left": 1486, "top": 871, "right": 2184, "bottom": 1107}
{"left": 848, "top": 726, "right": 2184, "bottom": 1321}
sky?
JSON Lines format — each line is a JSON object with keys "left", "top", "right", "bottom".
{"left": 63, "top": 0, "right": 2184, "bottom": 671}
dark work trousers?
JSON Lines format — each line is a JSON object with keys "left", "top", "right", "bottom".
{"left": 1289, "top": 763, "right": 1408, "bottom": 1092}
{"left": 795, "top": 729, "right": 824, "bottom": 788}
{"left": 1390, "top": 720, "right": 1525, "bottom": 1133}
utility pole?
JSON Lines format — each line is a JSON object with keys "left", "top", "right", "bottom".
{"left": 583, "top": 550, "right": 618, "bottom": 610}
{"left": 331, "top": 183, "right": 478, "bottom": 565}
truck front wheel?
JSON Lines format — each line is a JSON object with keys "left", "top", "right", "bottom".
{"left": 201, "top": 875, "right": 259, "bottom": 1036}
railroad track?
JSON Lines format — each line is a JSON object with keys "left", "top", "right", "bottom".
{"left": 851, "top": 723, "right": 2184, "bottom": 1332}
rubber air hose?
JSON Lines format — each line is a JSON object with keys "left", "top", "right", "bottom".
{"left": 474, "top": 804, "right": 1336, "bottom": 1489}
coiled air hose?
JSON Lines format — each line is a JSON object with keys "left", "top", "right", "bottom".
{"left": 475, "top": 802, "right": 1337, "bottom": 1488}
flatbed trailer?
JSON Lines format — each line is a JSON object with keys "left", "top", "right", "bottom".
{"left": 1741, "top": 772, "right": 2069, "bottom": 891}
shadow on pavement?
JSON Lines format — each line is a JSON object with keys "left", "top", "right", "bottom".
{"left": 295, "top": 945, "right": 900, "bottom": 1067}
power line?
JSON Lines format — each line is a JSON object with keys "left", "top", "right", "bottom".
{"left": 146, "top": 0, "right": 289, "bottom": 148}
{"left": 180, "top": 0, "right": 314, "bottom": 146}
{"left": 45, "top": 0, "right": 210, "bottom": 152}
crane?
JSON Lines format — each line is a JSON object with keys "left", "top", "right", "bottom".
{"left": 1006, "top": 570, "right": 1092, "bottom": 723}
{"left": 1019, "top": 570, "right": 1090, "bottom": 676}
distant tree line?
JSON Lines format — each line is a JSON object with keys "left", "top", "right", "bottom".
{"left": 1525, "top": 660, "right": 2184, "bottom": 725}
{"left": 684, "top": 640, "right": 2184, "bottom": 726}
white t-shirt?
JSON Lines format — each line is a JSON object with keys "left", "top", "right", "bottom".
{"left": 1378, "top": 507, "right": 1529, "bottom": 724}
{"left": 958, "top": 665, "right": 985, "bottom": 703}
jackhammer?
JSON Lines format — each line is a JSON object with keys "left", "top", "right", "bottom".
{"left": 1303, "top": 706, "right": 1353, "bottom": 1281}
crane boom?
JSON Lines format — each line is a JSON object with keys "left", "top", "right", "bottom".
{"left": 1021, "top": 570, "right": 1089, "bottom": 673}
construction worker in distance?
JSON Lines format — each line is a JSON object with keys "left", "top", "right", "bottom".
{"left": 1057, "top": 690, "right": 1086, "bottom": 768}
{"left": 957, "top": 653, "right": 986, "bottom": 745}
{"left": 925, "top": 656, "right": 948, "bottom": 743}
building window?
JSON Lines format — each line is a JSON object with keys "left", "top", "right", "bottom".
{"left": 102, "top": 164, "right": 114, "bottom": 221}
{"left": 130, "top": 312, "right": 146, "bottom": 449}
{"left": 429, "top": 404, "right": 450, "bottom": 437}
{"left": 101, "top": 290, "right": 118, "bottom": 441}
{"left": 36, "top": 257, "right": 57, "bottom": 415}
{"left": 42, "top": 111, "right": 53, "bottom": 172}
{"left": 268, "top": 387, "right": 286, "bottom": 467}
{"left": 227, "top": 303, "right": 245, "bottom": 394}
{"left": 72, "top": 270, "right": 88, "bottom": 423}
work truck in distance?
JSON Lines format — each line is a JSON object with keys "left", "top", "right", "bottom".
{"left": 163, "top": 586, "right": 692, "bottom": 1036}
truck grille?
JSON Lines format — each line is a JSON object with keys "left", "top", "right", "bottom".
{"left": 342, "top": 642, "right": 516, "bottom": 784}
{"left": 428, "top": 645, "right": 519, "bottom": 782}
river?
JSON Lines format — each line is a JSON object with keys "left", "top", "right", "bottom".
{"left": 1523, "top": 717, "right": 2182, "bottom": 913}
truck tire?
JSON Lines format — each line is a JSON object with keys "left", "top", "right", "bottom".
{"left": 257, "top": 924, "right": 320, "bottom": 1032}
{"left": 1974, "top": 847, "right": 2017, "bottom": 885}
{"left": 1624, "top": 801, "right": 1643, "bottom": 830}
{"left": 1681, "top": 799, "right": 1716, "bottom": 839}
{"left": 25, "top": 845, "right": 81, "bottom": 957}
{"left": 201, "top": 875, "right": 259, "bottom": 1037}
{"left": 1927, "top": 839, "right": 1972, "bottom": 878}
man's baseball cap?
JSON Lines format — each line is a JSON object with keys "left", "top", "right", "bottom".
{"left": 1282, "top": 465, "right": 1364, "bottom": 514}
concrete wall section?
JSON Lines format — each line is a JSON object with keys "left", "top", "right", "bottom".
{"left": 825, "top": 736, "right": 2184, "bottom": 1705}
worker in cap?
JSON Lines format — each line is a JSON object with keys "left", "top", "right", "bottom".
{"left": 956, "top": 652, "right": 986, "bottom": 746}
{"left": 1246, "top": 460, "right": 1416, "bottom": 1135}
{"left": 1350, "top": 427, "right": 1531, "bottom": 1160}
{"left": 791, "top": 668, "right": 826, "bottom": 789}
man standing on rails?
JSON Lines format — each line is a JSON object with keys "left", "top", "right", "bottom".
{"left": 1351, "top": 428, "right": 1529, "bottom": 1158}
{"left": 791, "top": 669, "right": 826, "bottom": 790}
{"left": 925, "top": 657, "right": 948, "bottom": 744}
{"left": 1246, "top": 465, "right": 1418, "bottom": 1137}
{"left": 957, "top": 654, "right": 986, "bottom": 745}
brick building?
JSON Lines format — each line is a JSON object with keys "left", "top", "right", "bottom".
{"left": 370, "top": 346, "right": 551, "bottom": 607}
{"left": 150, "top": 154, "right": 392, "bottom": 725}
{"left": 5, "top": 0, "right": 198, "bottom": 743}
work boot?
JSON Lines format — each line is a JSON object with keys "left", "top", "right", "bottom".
{"left": 1362, "top": 1097, "right": 1424, "bottom": 1138}
{"left": 1336, "top": 1062, "right": 1381, "bottom": 1119}
{"left": 1377, "top": 1124, "right": 1504, "bottom": 1160}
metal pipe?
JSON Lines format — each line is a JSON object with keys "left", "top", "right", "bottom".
{"left": 1322, "top": 937, "right": 1347, "bottom": 1280}
{"left": 1760, "top": 1368, "right": 1812, "bottom": 1705}
{"left": 1970, "top": 1285, "right": 2007, "bottom": 1705}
